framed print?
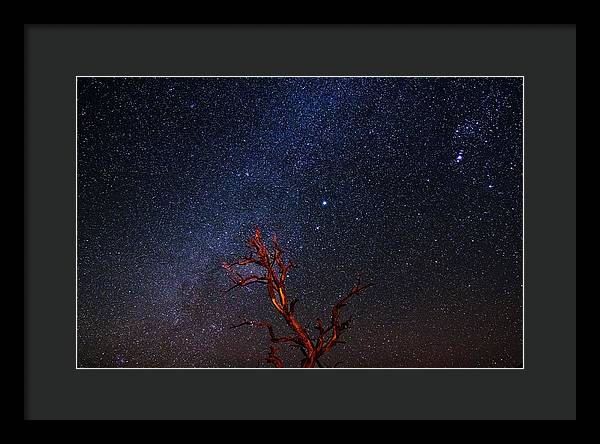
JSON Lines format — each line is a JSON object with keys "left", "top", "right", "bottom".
{"left": 25, "top": 24, "right": 576, "bottom": 420}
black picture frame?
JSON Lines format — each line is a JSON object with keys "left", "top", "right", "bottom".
{"left": 24, "top": 24, "right": 576, "bottom": 420}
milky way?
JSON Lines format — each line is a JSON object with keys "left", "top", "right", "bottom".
{"left": 77, "top": 77, "right": 523, "bottom": 368}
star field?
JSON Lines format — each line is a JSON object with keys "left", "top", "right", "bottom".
{"left": 77, "top": 77, "right": 523, "bottom": 368}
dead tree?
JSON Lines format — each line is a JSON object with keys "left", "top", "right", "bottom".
{"left": 222, "top": 227, "right": 372, "bottom": 368}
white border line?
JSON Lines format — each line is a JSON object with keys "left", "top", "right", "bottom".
{"left": 521, "top": 78, "right": 526, "bottom": 369}
{"left": 75, "top": 75, "right": 525, "bottom": 370}
{"left": 75, "top": 76, "right": 79, "bottom": 370}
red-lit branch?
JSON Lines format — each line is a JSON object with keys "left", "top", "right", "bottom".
{"left": 222, "top": 227, "right": 372, "bottom": 368}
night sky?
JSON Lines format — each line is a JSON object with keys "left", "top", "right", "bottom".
{"left": 77, "top": 77, "right": 523, "bottom": 368}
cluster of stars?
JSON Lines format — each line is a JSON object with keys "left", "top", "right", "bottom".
{"left": 77, "top": 77, "right": 523, "bottom": 368}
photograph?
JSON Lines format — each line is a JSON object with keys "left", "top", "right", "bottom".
{"left": 76, "top": 76, "right": 524, "bottom": 369}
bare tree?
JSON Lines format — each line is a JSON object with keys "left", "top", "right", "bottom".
{"left": 222, "top": 227, "right": 372, "bottom": 368}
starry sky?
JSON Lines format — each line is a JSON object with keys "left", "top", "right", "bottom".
{"left": 77, "top": 77, "right": 523, "bottom": 368}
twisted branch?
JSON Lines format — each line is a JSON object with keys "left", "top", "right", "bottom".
{"left": 222, "top": 227, "right": 372, "bottom": 367}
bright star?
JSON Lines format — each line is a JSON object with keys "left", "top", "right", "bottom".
{"left": 455, "top": 149, "right": 464, "bottom": 163}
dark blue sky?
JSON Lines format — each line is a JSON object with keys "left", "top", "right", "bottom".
{"left": 77, "top": 77, "right": 522, "bottom": 368}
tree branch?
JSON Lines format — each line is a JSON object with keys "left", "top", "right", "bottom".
{"left": 266, "top": 346, "right": 284, "bottom": 368}
{"left": 319, "top": 274, "right": 374, "bottom": 356}
{"left": 222, "top": 228, "right": 373, "bottom": 367}
{"left": 230, "top": 319, "right": 298, "bottom": 344}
